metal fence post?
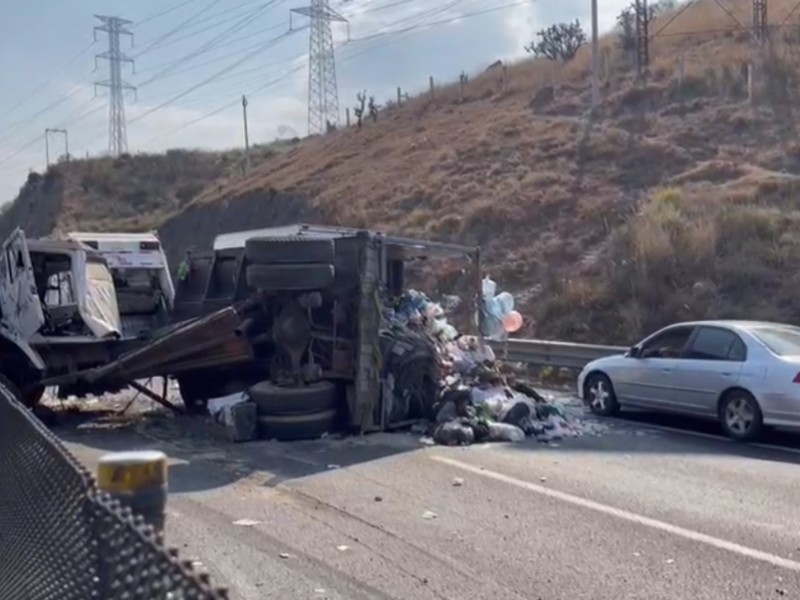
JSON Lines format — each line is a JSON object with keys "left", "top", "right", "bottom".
{"left": 97, "top": 450, "right": 168, "bottom": 535}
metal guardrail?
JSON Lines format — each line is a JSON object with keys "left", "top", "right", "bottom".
{"left": 487, "top": 338, "right": 627, "bottom": 369}
{"left": 0, "top": 381, "right": 228, "bottom": 600}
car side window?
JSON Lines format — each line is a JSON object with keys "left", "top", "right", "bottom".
{"left": 687, "top": 327, "right": 746, "bottom": 361}
{"left": 640, "top": 327, "right": 694, "bottom": 359}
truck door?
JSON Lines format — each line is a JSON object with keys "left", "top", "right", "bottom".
{"left": 0, "top": 229, "right": 45, "bottom": 338}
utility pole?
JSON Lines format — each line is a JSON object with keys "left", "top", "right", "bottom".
{"left": 635, "top": 0, "right": 650, "bottom": 78}
{"left": 291, "top": 0, "right": 348, "bottom": 135}
{"left": 753, "top": 0, "right": 768, "bottom": 43}
{"left": 591, "top": 0, "right": 599, "bottom": 113}
{"left": 45, "top": 128, "right": 69, "bottom": 167}
{"left": 242, "top": 95, "right": 251, "bottom": 175}
{"left": 94, "top": 15, "right": 136, "bottom": 157}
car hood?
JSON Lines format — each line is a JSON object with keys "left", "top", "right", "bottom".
{"left": 583, "top": 354, "right": 629, "bottom": 372}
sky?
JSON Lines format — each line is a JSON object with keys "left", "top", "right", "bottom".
{"left": 0, "top": 0, "right": 632, "bottom": 206}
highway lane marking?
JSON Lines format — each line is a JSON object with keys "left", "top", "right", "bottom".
{"left": 432, "top": 455, "right": 800, "bottom": 573}
{"left": 606, "top": 417, "right": 800, "bottom": 456}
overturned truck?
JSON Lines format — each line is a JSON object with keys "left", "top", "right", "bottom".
{"left": 41, "top": 225, "right": 482, "bottom": 437}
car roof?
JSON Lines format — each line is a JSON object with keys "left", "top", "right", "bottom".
{"left": 666, "top": 320, "right": 800, "bottom": 333}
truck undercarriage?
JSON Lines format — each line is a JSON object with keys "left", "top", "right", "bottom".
{"left": 35, "top": 225, "right": 482, "bottom": 436}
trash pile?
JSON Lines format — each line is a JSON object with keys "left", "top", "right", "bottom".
{"left": 381, "top": 279, "right": 599, "bottom": 446}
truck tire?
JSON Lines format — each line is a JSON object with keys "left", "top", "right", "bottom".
{"left": 249, "top": 380, "right": 338, "bottom": 416}
{"left": 245, "top": 237, "right": 334, "bottom": 265}
{"left": 246, "top": 263, "right": 334, "bottom": 291}
{"left": 256, "top": 409, "right": 338, "bottom": 441}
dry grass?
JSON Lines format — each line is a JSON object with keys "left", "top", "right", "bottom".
{"left": 9, "top": 0, "right": 800, "bottom": 343}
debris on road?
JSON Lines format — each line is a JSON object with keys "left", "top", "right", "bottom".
{"left": 380, "top": 285, "right": 605, "bottom": 447}
{"left": 232, "top": 518, "right": 261, "bottom": 527}
{"left": 279, "top": 552, "right": 291, "bottom": 559}
{"left": 336, "top": 545, "right": 351, "bottom": 552}
{"left": 452, "top": 477, "right": 464, "bottom": 487}
{"left": 422, "top": 510, "right": 438, "bottom": 520}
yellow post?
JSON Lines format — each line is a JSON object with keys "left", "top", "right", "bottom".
{"left": 97, "top": 450, "right": 168, "bottom": 535}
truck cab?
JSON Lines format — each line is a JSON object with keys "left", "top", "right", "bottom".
{"left": 66, "top": 232, "right": 174, "bottom": 338}
{"left": 0, "top": 229, "right": 136, "bottom": 403}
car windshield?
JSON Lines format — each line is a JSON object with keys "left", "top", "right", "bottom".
{"left": 750, "top": 326, "right": 800, "bottom": 356}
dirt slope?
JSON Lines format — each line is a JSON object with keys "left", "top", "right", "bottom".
{"left": 7, "top": 0, "right": 800, "bottom": 344}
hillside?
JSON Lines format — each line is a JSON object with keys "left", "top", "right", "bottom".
{"left": 5, "top": 0, "right": 800, "bottom": 344}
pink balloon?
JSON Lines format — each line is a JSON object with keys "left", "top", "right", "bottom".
{"left": 502, "top": 310, "right": 523, "bottom": 333}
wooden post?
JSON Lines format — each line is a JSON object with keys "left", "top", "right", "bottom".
{"left": 346, "top": 107, "right": 351, "bottom": 127}
{"left": 601, "top": 46, "right": 611, "bottom": 80}
{"left": 429, "top": 75, "right": 435, "bottom": 98}
{"left": 397, "top": 86, "right": 402, "bottom": 106}
{"left": 747, "top": 63, "right": 753, "bottom": 104}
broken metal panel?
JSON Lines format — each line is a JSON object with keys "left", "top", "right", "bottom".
{"left": 0, "top": 228, "right": 45, "bottom": 339}
{"left": 85, "top": 305, "right": 251, "bottom": 384}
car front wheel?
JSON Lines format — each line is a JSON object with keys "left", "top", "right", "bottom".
{"left": 584, "top": 372, "right": 620, "bottom": 417}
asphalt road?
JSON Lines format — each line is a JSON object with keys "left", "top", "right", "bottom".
{"left": 58, "top": 399, "right": 800, "bottom": 600}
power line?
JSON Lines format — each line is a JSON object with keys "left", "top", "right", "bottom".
{"left": 1, "top": 73, "right": 95, "bottom": 139}
{"left": 137, "top": 0, "right": 283, "bottom": 87}
{"left": 135, "top": 0, "right": 269, "bottom": 54}
{"left": 137, "top": 21, "right": 294, "bottom": 78}
{"left": 130, "top": 30, "right": 297, "bottom": 124}
{"left": 132, "top": 0, "right": 226, "bottom": 58}
{"left": 135, "top": 0, "right": 206, "bottom": 28}
{"left": 133, "top": 0, "right": 530, "bottom": 144}
{"left": 0, "top": 40, "right": 96, "bottom": 122}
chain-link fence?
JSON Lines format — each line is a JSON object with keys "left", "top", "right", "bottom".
{"left": 0, "top": 380, "right": 228, "bottom": 600}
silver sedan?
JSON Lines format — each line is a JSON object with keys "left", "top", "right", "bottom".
{"left": 577, "top": 320, "right": 800, "bottom": 441}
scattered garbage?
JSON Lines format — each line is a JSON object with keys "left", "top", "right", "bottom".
{"left": 208, "top": 393, "right": 257, "bottom": 442}
{"left": 232, "top": 519, "right": 261, "bottom": 527}
{"left": 422, "top": 510, "right": 438, "bottom": 520}
{"left": 452, "top": 477, "right": 464, "bottom": 487}
{"left": 279, "top": 552, "right": 291, "bottom": 560}
{"left": 336, "top": 545, "right": 350, "bottom": 552}
{"left": 379, "top": 284, "right": 604, "bottom": 447}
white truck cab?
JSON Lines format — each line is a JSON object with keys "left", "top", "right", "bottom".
{"left": 66, "top": 232, "right": 174, "bottom": 338}
{"left": 0, "top": 228, "right": 122, "bottom": 342}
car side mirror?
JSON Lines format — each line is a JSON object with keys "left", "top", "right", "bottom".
{"left": 628, "top": 345, "right": 641, "bottom": 358}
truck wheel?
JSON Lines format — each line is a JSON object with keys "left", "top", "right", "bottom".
{"left": 249, "top": 380, "right": 338, "bottom": 416}
{"left": 256, "top": 409, "right": 338, "bottom": 441}
{"left": 246, "top": 264, "right": 334, "bottom": 291}
{"left": 245, "top": 237, "right": 334, "bottom": 264}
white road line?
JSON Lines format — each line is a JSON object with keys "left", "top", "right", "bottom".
{"left": 609, "top": 419, "right": 730, "bottom": 442}
{"left": 608, "top": 418, "right": 800, "bottom": 456}
{"left": 431, "top": 455, "right": 800, "bottom": 573}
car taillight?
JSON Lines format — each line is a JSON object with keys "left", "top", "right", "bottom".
{"left": 793, "top": 372, "right": 800, "bottom": 383}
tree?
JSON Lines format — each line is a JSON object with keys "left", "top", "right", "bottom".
{"left": 525, "top": 20, "right": 587, "bottom": 62}
{"left": 354, "top": 91, "right": 367, "bottom": 128}
{"left": 616, "top": 1, "right": 669, "bottom": 62}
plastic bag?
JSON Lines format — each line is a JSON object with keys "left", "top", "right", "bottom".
{"left": 487, "top": 422, "right": 526, "bottom": 443}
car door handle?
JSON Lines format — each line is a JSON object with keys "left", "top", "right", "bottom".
{"left": 661, "top": 368, "right": 673, "bottom": 373}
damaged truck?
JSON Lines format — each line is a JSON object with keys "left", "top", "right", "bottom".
{"left": 0, "top": 229, "right": 171, "bottom": 404}
{"left": 22, "top": 224, "right": 483, "bottom": 440}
